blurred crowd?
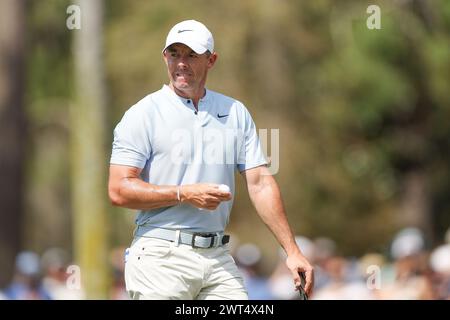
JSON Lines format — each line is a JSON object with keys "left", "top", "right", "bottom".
{"left": 234, "top": 227, "right": 450, "bottom": 300}
{"left": 1, "top": 226, "right": 449, "bottom": 300}
{"left": 0, "top": 247, "right": 126, "bottom": 300}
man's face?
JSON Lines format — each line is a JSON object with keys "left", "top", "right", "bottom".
{"left": 163, "top": 43, "right": 217, "bottom": 93}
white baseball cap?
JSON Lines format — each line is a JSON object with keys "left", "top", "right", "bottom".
{"left": 163, "top": 20, "right": 214, "bottom": 54}
{"left": 430, "top": 244, "right": 450, "bottom": 274}
{"left": 390, "top": 227, "right": 425, "bottom": 260}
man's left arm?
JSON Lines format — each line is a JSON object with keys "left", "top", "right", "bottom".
{"left": 241, "top": 165, "right": 314, "bottom": 296}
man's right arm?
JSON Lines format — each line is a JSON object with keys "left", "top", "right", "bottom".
{"left": 108, "top": 164, "right": 231, "bottom": 210}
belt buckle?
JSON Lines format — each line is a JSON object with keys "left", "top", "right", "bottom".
{"left": 191, "top": 233, "right": 216, "bottom": 248}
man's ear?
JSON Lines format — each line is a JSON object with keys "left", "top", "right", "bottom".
{"left": 162, "top": 50, "right": 169, "bottom": 66}
{"left": 207, "top": 52, "right": 218, "bottom": 69}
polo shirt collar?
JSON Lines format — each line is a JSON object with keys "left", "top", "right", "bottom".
{"left": 162, "top": 84, "right": 210, "bottom": 104}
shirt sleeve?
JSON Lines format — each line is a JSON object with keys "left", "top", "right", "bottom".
{"left": 110, "top": 104, "right": 152, "bottom": 169}
{"left": 236, "top": 103, "right": 268, "bottom": 172}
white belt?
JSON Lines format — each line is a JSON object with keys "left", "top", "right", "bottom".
{"left": 134, "top": 225, "right": 230, "bottom": 248}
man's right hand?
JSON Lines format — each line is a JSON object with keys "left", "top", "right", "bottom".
{"left": 180, "top": 183, "right": 232, "bottom": 210}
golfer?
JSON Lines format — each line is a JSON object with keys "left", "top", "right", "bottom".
{"left": 108, "top": 19, "right": 314, "bottom": 300}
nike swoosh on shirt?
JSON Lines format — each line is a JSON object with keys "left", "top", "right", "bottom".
{"left": 217, "top": 114, "right": 229, "bottom": 118}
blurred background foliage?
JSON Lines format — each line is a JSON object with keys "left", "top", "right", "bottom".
{"left": 1, "top": 0, "right": 449, "bottom": 295}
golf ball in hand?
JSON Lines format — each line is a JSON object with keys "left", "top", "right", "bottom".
{"left": 218, "top": 184, "right": 230, "bottom": 193}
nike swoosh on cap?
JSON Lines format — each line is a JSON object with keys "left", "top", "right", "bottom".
{"left": 178, "top": 29, "right": 193, "bottom": 33}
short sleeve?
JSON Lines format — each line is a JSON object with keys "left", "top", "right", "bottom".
{"left": 236, "top": 104, "right": 268, "bottom": 172}
{"left": 110, "top": 104, "right": 152, "bottom": 169}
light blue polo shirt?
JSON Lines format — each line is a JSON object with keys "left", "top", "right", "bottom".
{"left": 110, "top": 85, "right": 267, "bottom": 233}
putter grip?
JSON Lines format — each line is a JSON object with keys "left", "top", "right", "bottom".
{"left": 298, "top": 272, "right": 308, "bottom": 300}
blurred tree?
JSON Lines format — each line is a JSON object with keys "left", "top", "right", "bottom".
{"left": 71, "top": 0, "right": 110, "bottom": 298}
{"left": 301, "top": 0, "right": 450, "bottom": 251}
{"left": 0, "top": 0, "right": 26, "bottom": 287}
{"left": 24, "top": 0, "right": 73, "bottom": 255}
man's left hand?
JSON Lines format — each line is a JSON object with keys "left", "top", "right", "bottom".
{"left": 286, "top": 252, "right": 315, "bottom": 297}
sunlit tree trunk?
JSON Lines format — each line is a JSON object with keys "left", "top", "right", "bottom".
{"left": 399, "top": 172, "right": 433, "bottom": 242}
{"left": 71, "top": 0, "right": 110, "bottom": 299}
{"left": 0, "top": 0, "right": 26, "bottom": 287}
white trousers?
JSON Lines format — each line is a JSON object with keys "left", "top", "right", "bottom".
{"left": 124, "top": 236, "right": 248, "bottom": 300}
